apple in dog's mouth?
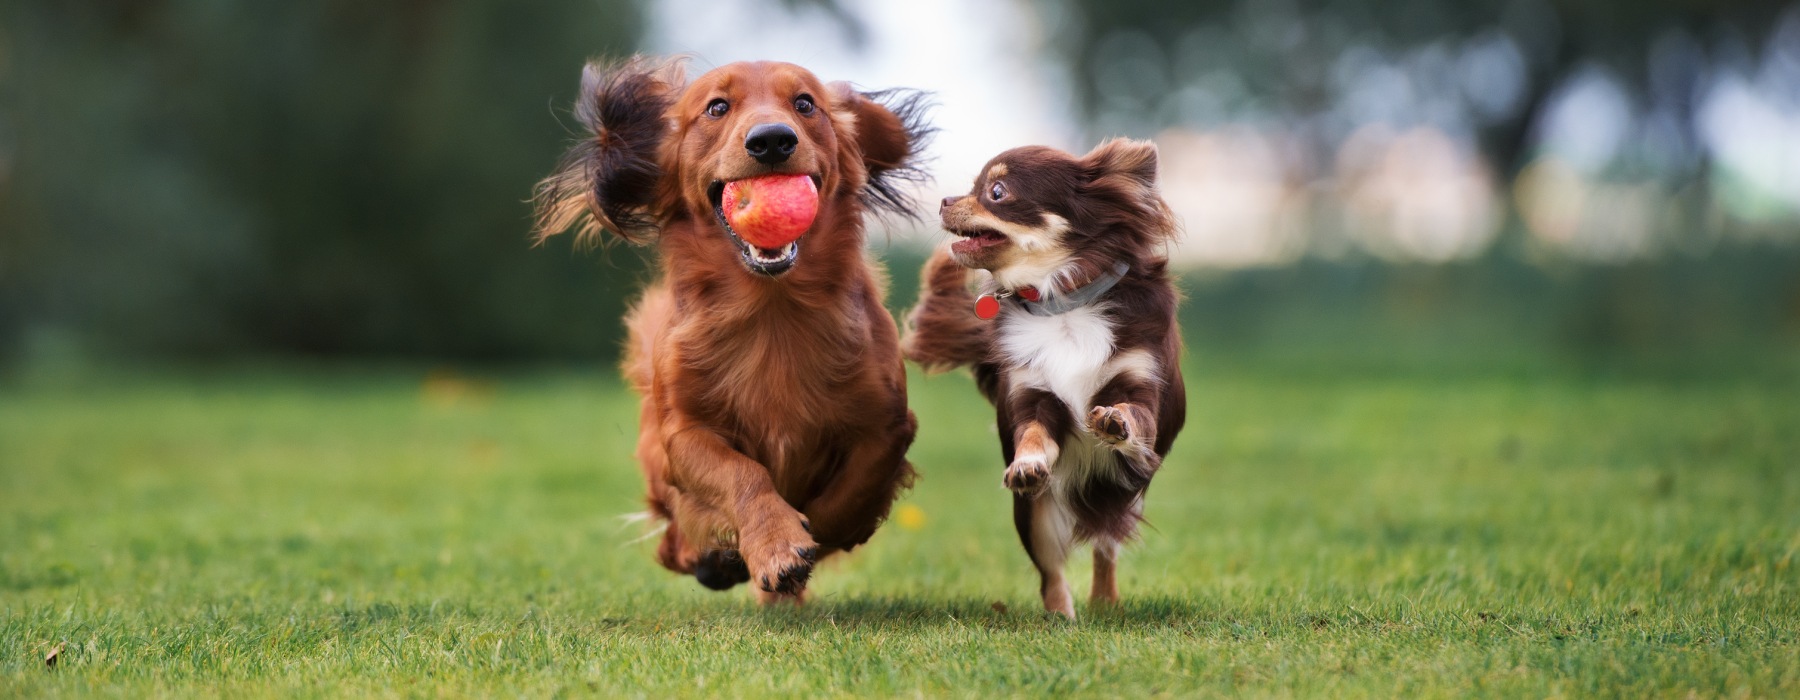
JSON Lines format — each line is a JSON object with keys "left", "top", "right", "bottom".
{"left": 708, "top": 174, "right": 821, "bottom": 277}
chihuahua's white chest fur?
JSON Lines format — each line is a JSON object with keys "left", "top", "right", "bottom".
{"left": 997, "top": 304, "right": 1117, "bottom": 421}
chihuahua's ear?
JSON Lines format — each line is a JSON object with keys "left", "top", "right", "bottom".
{"left": 829, "top": 83, "right": 936, "bottom": 219}
{"left": 1080, "top": 138, "right": 1177, "bottom": 240}
{"left": 534, "top": 56, "right": 685, "bottom": 246}
{"left": 1081, "top": 137, "right": 1159, "bottom": 187}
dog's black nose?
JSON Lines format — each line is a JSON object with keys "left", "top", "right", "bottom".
{"left": 745, "top": 123, "right": 798, "bottom": 165}
{"left": 941, "top": 196, "right": 960, "bottom": 210}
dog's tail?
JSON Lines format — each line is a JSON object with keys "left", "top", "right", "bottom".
{"left": 901, "top": 245, "right": 992, "bottom": 373}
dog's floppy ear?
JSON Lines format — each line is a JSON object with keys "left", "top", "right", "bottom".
{"left": 829, "top": 84, "right": 935, "bottom": 219}
{"left": 534, "top": 56, "right": 685, "bottom": 246}
{"left": 1080, "top": 138, "right": 1176, "bottom": 239}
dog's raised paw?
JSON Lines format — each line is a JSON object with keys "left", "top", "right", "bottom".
{"left": 1087, "top": 405, "right": 1130, "bottom": 444}
{"left": 756, "top": 545, "right": 816, "bottom": 595}
{"left": 1004, "top": 456, "right": 1051, "bottom": 495}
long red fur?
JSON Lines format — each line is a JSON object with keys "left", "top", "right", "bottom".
{"left": 538, "top": 57, "right": 930, "bottom": 601}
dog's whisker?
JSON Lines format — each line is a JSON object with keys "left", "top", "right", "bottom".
{"left": 623, "top": 520, "right": 669, "bottom": 547}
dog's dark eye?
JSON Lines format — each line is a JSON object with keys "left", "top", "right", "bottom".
{"left": 793, "top": 95, "right": 815, "bottom": 115}
{"left": 989, "top": 181, "right": 1008, "bottom": 201}
{"left": 705, "top": 99, "right": 730, "bottom": 118}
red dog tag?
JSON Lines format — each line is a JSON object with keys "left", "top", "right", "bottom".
{"left": 974, "top": 294, "right": 1000, "bottom": 320}
{"left": 1018, "top": 287, "right": 1041, "bottom": 302}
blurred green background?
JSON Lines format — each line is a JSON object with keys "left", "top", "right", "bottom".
{"left": 3, "top": 3, "right": 1797, "bottom": 694}
{"left": 1, "top": 0, "right": 1797, "bottom": 372}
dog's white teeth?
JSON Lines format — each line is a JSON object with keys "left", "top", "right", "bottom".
{"left": 751, "top": 242, "right": 796, "bottom": 263}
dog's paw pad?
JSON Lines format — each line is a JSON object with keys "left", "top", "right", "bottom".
{"left": 1087, "top": 406, "right": 1130, "bottom": 444}
{"left": 1004, "top": 457, "right": 1051, "bottom": 495}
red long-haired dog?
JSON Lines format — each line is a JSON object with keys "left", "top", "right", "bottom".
{"left": 904, "top": 139, "right": 1185, "bottom": 618}
{"left": 535, "top": 57, "right": 931, "bottom": 602}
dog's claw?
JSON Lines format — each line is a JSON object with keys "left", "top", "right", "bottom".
{"left": 747, "top": 518, "right": 819, "bottom": 596}
{"left": 759, "top": 556, "right": 814, "bottom": 595}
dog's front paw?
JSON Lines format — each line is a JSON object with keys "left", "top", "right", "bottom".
{"left": 742, "top": 513, "right": 819, "bottom": 597}
{"left": 1004, "top": 455, "right": 1052, "bottom": 495}
{"left": 1087, "top": 405, "right": 1131, "bottom": 444}
{"left": 754, "top": 543, "right": 817, "bottom": 595}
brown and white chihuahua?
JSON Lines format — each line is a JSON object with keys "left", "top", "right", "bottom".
{"left": 903, "top": 138, "right": 1186, "bottom": 619}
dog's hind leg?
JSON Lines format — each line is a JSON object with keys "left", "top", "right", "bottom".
{"left": 692, "top": 547, "right": 750, "bottom": 591}
{"left": 1016, "top": 493, "right": 1078, "bottom": 619}
{"left": 1091, "top": 537, "right": 1120, "bottom": 606}
{"left": 799, "top": 408, "right": 918, "bottom": 550}
{"left": 652, "top": 514, "right": 694, "bottom": 574}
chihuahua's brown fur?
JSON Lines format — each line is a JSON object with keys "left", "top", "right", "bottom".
{"left": 904, "top": 138, "right": 1185, "bottom": 618}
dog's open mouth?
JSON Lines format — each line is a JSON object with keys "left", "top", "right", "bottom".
{"left": 708, "top": 177, "right": 821, "bottom": 277}
{"left": 948, "top": 226, "right": 1008, "bottom": 256}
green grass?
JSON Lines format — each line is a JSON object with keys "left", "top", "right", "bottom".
{"left": 2, "top": 360, "right": 1797, "bottom": 697}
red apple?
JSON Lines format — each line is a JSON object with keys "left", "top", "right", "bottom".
{"left": 722, "top": 174, "right": 818, "bottom": 248}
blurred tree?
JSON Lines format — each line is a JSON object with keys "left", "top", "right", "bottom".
{"left": 3, "top": 0, "right": 1793, "bottom": 367}
{"left": 1049, "top": 0, "right": 1795, "bottom": 177}
{"left": 1, "top": 0, "right": 649, "bottom": 363}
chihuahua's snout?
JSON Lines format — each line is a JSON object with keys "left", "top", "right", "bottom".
{"left": 940, "top": 195, "right": 960, "bottom": 212}
{"left": 745, "top": 123, "right": 799, "bottom": 165}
